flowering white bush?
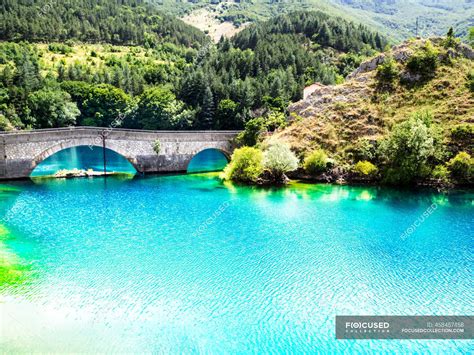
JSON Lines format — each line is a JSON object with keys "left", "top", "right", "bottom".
{"left": 263, "top": 140, "right": 299, "bottom": 179}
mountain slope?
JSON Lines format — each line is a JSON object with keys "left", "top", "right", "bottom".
{"left": 273, "top": 38, "right": 473, "bottom": 158}
{"left": 0, "top": 0, "right": 208, "bottom": 48}
{"left": 156, "top": 0, "right": 473, "bottom": 41}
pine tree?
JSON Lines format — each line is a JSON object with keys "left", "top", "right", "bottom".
{"left": 199, "top": 86, "right": 215, "bottom": 129}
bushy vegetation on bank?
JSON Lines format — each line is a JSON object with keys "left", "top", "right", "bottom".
{"left": 225, "top": 110, "right": 472, "bottom": 187}
{"left": 235, "top": 35, "right": 473, "bottom": 187}
{"left": 221, "top": 139, "right": 299, "bottom": 185}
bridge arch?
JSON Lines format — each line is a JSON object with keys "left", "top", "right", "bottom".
{"left": 0, "top": 127, "right": 240, "bottom": 179}
{"left": 186, "top": 148, "right": 231, "bottom": 174}
{"left": 28, "top": 138, "right": 140, "bottom": 177}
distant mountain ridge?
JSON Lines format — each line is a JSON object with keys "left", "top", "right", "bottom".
{"left": 155, "top": 0, "right": 473, "bottom": 41}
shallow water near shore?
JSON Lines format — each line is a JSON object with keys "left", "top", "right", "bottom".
{"left": 0, "top": 174, "right": 472, "bottom": 353}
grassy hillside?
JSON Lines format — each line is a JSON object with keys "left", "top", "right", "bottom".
{"left": 275, "top": 38, "right": 473, "bottom": 156}
{"left": 264, "top": 37, "right": 473, "bottom": 185}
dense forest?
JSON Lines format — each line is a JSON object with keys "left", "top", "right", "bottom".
{"left": 0, "top": 1, "right": 387, "bottom": 131}
{"left": 0, "top": 0, "right": 207, "bottom": 48}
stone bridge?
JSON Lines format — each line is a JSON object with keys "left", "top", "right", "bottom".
{"left": 0, "top": 127, "right": 240, "bottom": 179}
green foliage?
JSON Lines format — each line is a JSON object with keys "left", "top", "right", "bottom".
{"left": 378, "top": 111, "right": 444, "bottom": 185}
{"left": 0, "top": 0, "right": 207, "bottom": 48}
{"left": 303, "top": 149, "right": 329, "bottom": 175}
{"left": 0, "top": 114, "right": 13, "bottom": 131}
{"left": 376, "top": 56, "right": 399, "bottom": 87}
{"left": 431, "top": 164, "right": 450, "bottom": 185}
{"left": 0, "top": 7, "right": 385, "bottom": 131}
{"left": 467, "top": 71, "right": 474, "bottom": 93}
{"left": 447, "top": 152, "right": 473, "bottom": 183}
{"left": 450, "top": 124, "right": 474, "bottom": 153}
{"left": 130, "top": 87, "right": 192, "bottom": 130}
{"left": 263, "top": 140, "right": 299, "bottom": 180}
{"left": 237, "top": 111, "right": 286, "bottom": 147}
{"left": 221, "top": 147, "right": 264, "bottom": 183}
{"left": 442, "top": 28, "right": 459, "bottom": 49}
{"left": 82, "top": 84, "right": 131, "bottom": 127}
{"left": 337, "top": 53, "right": 366, "bottom": 77}
{"left": 237, "top": 117, "right": 267, "bottom": 147}
{"left": 406, "top": 41, "right": 439, "bottom": 79}
{"left": 153, "top": 140, "right": 161, "bottom": 155}
{"left": 216, "top": 99, "right": 241, "bottom": 129}
{"left": 469, "top": 27, "right": 474, "bottom": 47}
{"left": 346, "top": 138, "right": 376, "bottom": 162}
{"left": 353, "top": 161, "right": 378, "bottom": 177}
{"left": 233, "top": 11, "right": 386, "bottom": 53}
{"left": 27, "top": 89, "right": 80, "bottom": 128}
{"left": 48, "top": 43, "right": 73, "bottom": 55}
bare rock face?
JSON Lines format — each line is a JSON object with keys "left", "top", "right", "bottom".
{"left": 456, "top": 43, "right": 474, "bottom": 59}
{"left": 347, "top": 55, "right": 386, "bottom": 79}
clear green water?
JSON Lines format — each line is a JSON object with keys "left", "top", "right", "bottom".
{"left": 187, "top": 149, "right": 228, "bottom": 173}
{"left": 31, "top": 145, "right": 228, "bottom": 177}
{"left": 0, "top": 175, "right": 472, "bottom": 353}
{"left": 31, "top": 146, "right": 137, "bottom": 176}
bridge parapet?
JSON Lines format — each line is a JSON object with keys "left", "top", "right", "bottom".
{"left": 0, "top": 127, "right": 240, "bottom": 179}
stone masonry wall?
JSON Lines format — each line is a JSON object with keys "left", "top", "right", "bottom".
{"left": 0, "top": 128, "right": 239, "bottom": 179}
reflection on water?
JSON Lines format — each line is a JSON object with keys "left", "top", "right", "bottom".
{"left": 187, "top": 149, "right": 228, "bottom": 173}
{"left": 0, "top": 175, "right": 472, "bottom": 353}
{"left": 30, "top": 146, "right": 137, "bottom": 177}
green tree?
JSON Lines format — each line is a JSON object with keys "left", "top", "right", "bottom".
{"left": 443, "top": 27, "right": 458, "bottom": 48}
{"left": 378, "top": 111, "right": 443, "bottom": 185}
{"left": 83, "top": 84, "right": 130, "bottom": 127}
{"left": 28, "top": 89, "right": 79, "bottom": 128}
{"left": 199, "top": 86, "right": 215, "bottom": 129}
{"left": 216, "top": 99, "right": 240, "bottom": 129}
{"left": 133, "top": 87, "right": 193, "bottom": 130}
{"left": 376, "top": 56, "right": 399, "bottom": 88}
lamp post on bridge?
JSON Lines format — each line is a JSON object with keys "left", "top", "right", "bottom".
{"left": 99, "top": 130, "right": 107, "bottom": 177}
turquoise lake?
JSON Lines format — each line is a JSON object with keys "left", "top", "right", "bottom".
{"left": 0, "top": 172, "right": 473, "bottom": 352}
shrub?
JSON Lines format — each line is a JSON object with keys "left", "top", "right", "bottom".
{"left": 346, "top": 138, "right": 376, "bottom": 162}
{"left": 451, "top": 124, "right": 474, "bottom": 142}
{"left": 221, "top": 147, "right": 264, "bottom": 183}
{"left": 442, "top": 28, "right": 459, "bottom": 49}
{"left": 237, "top": 117, "right": 266, "bottom": 147}
{"left": 263, "top": 140, "right": 299, "bottom": 180}
{"left": 467, "top": 70, "right": 474, "bottom": 93}
{"left": 431, "top": 164, "right": 450, "bottom": 184}
{"left": 303, "top": 149, "right": 329, "bottom": 175}
{"left": 353, "top": 161, "right": 378, "bottom": 177}
{"left": 237, "top": 111, "right": 286, "bottom": 147}
{"left": 378, "top": 111, "right": 444, "bottom": 185}
{"left": 153, "top": 140, "right": 161, "bottom": 154}
{"left": 406, "top": 41, "right": 438, "bottom": 78}
{"left": 451, "top": 124, "right": 474, "bottom": 152}
{"left": 0, "top": 114, "right": 13, "bottom": 131}
{"left": 447, "top": 152, "right": 473, "bottom": 183}
{"left": 48, "top": 43, "right": 73, "bottom": 55}
{"left": 376, "top": 56, "right": 399, "bottom": 85}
